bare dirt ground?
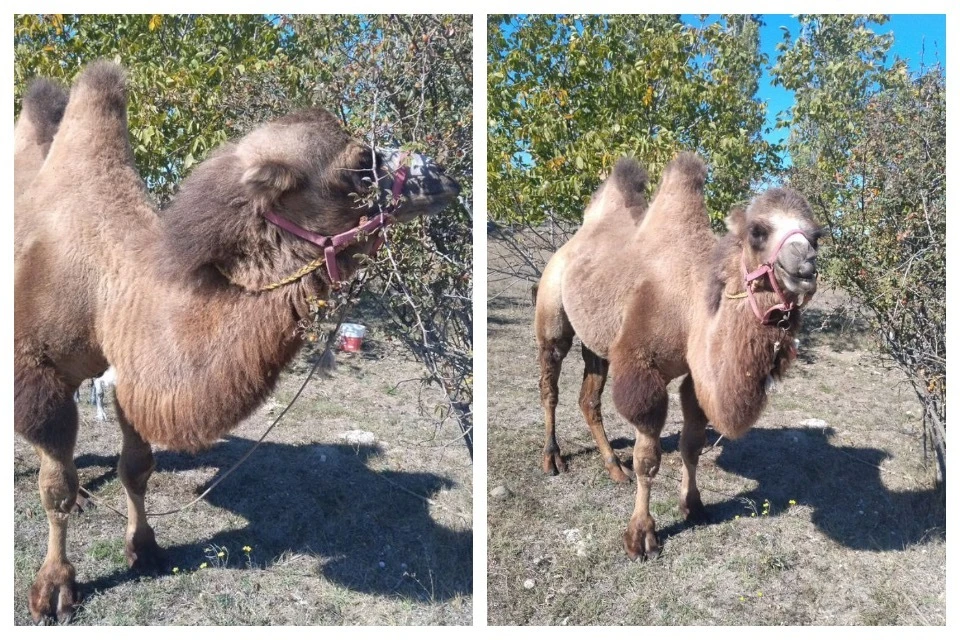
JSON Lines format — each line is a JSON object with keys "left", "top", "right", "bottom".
{"left": 486, "top": 241, "right": 945, "bottom": 626}
{"left": 14, "top": 319, "right": 472, "bottom": 625}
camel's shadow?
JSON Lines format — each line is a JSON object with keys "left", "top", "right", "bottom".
{"left": 74, "top": 437, "right": 472, "bottom": 602}
{"left": 588, "top": 427, "right": 944, "bottom": 552}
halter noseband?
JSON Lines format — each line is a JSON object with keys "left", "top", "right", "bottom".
{"left": 741, "top": 228, "right": 812, "bottom": 325}
{"left": 262, "top": 158, "right": 410, "bottom": 285}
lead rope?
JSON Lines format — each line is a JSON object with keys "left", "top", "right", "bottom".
{"left": 79, "top": 280, "right": 361, "bottom": 521}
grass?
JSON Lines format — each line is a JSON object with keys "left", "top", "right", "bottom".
{"left": 486, "top": 243, "right": 945, "bottom": 626}
{"left": 14, "top": 333, "right": 472, "bottom": 625}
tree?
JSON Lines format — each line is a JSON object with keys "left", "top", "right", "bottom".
{"left": 773, "top": 15, "right": 945, "bottom": 484}
{"left": 14, "top": 14, "right": 473, "bottom": 453}
{"left": 487, "top": 14, "right": 780, "bottom": 228}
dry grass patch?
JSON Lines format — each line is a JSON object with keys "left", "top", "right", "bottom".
{"left": 14, "top": 332, "right": 472, "bottom": 626}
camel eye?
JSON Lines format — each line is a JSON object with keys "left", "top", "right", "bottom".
{"left": 749, "top": 224, "right": 767, "bottom": 240}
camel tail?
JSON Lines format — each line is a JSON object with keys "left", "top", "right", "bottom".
{"left": 19, "top": 78, "right": 69, "bottom": 148}
{"left": 658, "top": 151, "right": 707, "bottom": 194}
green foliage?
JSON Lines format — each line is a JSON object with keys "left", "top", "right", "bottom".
{"left": 487, "top": 14, "right": 781, "bottom": 226}
{"left": 774, "top": 15, "right": 945, "bottom": 482}
{"left": 14, "top": 14, "right": 472, "bottom": 446}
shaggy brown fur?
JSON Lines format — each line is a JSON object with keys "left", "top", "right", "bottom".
{"left": 14, "top": 61, "right": 458, "bottom": 622}
{"left": 534, "top": 152, "right": 820, "bottom": 560}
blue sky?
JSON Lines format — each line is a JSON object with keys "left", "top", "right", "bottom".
{"left": 678, "top": 14, "right": 946, "bottom": 149}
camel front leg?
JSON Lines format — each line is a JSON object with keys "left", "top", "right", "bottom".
{"left": 579, "top": 345, "right": 631, "bottom": 483}
{"left": 679, "top": 375, "right": 708, "bottom": 522}
{"left": 15, "top": 366, "right": 82, "bottom": 623}
{"left": 30, "top": 446, "right": 81, "bottom": 623}
{"left": 609, "top": 354, "right": 668, "bottom": 560}
{"left": 116, "top": 406, "right": 165, "bottom": 573}
{"left": 537, "top": 336, "right": 572, "bottom": 475}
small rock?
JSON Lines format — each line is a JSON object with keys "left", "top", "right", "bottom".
{"left": 799, "top": 418, "right": 828, "bottom": 429}
{"left": 490, "top": 485, "right": 511, "bottom": 499}
{"left": 340, "top": 430, "right": 376, "bottom": 445}
{"left": 378, "top": 561, "right": 386, "bottom": 569}
{"left": 523, "top": 579, "right": 535, "bottom": 590}
{"left": 562, "top": 528, "right": 581, "bottom": 543}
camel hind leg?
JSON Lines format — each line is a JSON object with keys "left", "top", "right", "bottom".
{"left": 115, "top": 403, "right": 165, "bottom": 573}
{"left": 579, "top": 345, "right": 631, "bottom": 483}
{"left": 15, "top": 366, "right": 81, "bottom": 622}
{"left": 679, "top": 375, "right": 708, "bottom": 522}
{"left": 534, "top": 265, "right": 574, "bottom": 475}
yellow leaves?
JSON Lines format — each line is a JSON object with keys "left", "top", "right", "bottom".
{"left": 545, "top": 156, "right": 566, "bottom": 170}
{"left": 149, "top": 15, "right": 163, "bottom": 32}
{"left": 642, "top": 85, "right": 655, "bottom": 107}
{"left": 49, "top": 14, "right": 64, "bottom": 35}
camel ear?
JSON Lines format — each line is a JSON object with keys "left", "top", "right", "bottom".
{"left": 725, "top": 207, "right": 747, "bottom": 236}
{"left": 241, "top": 160, "right": 306, "bottom": 200}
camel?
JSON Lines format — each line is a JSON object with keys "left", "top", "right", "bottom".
{"left": 534, "top": 152, "right": 820, "bottom": 560}
{"left": 14, "top": 61, "right": 459, "bottom": 622}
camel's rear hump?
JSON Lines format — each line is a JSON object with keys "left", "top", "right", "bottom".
{"left": 18, "top": 78, "right": 69, "bottom": 148}
{"left": 582, "top": 156, "right": 650, "bottom": 226}
{"left": 14, "top": 78, "right": 68, "bottom": 200}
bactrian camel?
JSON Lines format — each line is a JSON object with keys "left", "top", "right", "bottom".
{"left": 535, "top": 153, "right": 820, "bottom": 560}
{"left": 14, "top": 62, "right": 459, "bottom": 622}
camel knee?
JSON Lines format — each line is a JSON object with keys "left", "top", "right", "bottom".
{"left": 633, "top": 452, "right": 661, "bottom": 480}
{"left": 38, "top": 462, "right": 79, "bottom": 515}
{"left": 578, "top": 392, "right": 601, "bottom": 419}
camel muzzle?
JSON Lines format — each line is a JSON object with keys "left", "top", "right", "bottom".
{"left": 380, "top": 149, "right": 460, "bottom": 218}
{"left": 743, "top": 229, "right": 817, "bottom": 324}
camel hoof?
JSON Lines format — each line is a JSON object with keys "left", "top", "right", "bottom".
{"left": 623, "top": 524, "right": 661, "bottom": 562}
{"left": 680, "top": 498, "right": 709, "bottom": 524}
{"left": 29, "top": 562, "right": 78, "bottom": 624}
{"left": 71, "top": 494, "right": 95, "bottom": 515}
{"left": 542, "top": 450, "right": 567, "bottom": 475}
{"left": 125, "top": 530, "right": 167, "bottom": 575}
{"left": 604, "top": 458, "right": 633, "bottom": 484}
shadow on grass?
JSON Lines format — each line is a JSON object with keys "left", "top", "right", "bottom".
{"left": 74, "top": 437, "right": 471, "bottom": 603}
{"left": 655, "top": 427, "right": 945, "bottom": 551}
{"left": 567, "top": 427, "right": 944, "bottom": 553}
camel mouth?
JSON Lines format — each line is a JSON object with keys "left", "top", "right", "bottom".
{"left": 774, "top": 261, "right": 819, "bottom": 296}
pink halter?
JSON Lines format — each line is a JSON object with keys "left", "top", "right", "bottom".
{"left": 741, "top": 228, "right": 811, "bottom": 325}
{"left": 262, "top": 158, "right": 410, "bottom": 285}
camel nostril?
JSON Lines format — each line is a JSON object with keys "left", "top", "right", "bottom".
{"left": 796, "top": 262, "right": 816, "bottom": 279}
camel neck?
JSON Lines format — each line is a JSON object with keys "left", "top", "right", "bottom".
{"left": 105, "top": 277, "right": 309, "bottom": 451}
{"left": 688, "top": 241, "right": 800, "bottom": 439}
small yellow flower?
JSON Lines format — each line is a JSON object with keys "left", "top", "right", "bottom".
{"left": 757, "top": 591, "right": 763, "bottom": 597}
{"left": 734, "top": 515, "right": 740, "bottom": 520}
{"left": 172, "top": 567, "right": 180, "bottom": 574}
{"left": 199, "top": 562, "right": 208, "bottom": 569}
{"left": 243, "top": 545, "right": 252, "bottom": 553}
{"left": 751, "top": 512, "right": 756, "bottom": 517}
{"left": 217, "top": 551, "right": 225, "bottom": 558}
{"left": 789, "top": 499, "right": 797, "bottom": 506}
{"left": 739, "top": 596, "right": 745, "bottom": 602}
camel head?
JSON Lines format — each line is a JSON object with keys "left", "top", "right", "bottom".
{"left": 237, "top": 108, "right": 459, "bottom": 230}
{"left": 163, "top": 106, "right": 459, "bottom": 290}
{"left": 726, "top": 188, "right": 822, "bottom": 302}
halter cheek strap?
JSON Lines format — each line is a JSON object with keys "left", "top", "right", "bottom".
{"left": 263, "top": 158, "right": 410, "bottom": 286}
{"left": 742, "top": 228, "right": 811, "bottom": 325}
